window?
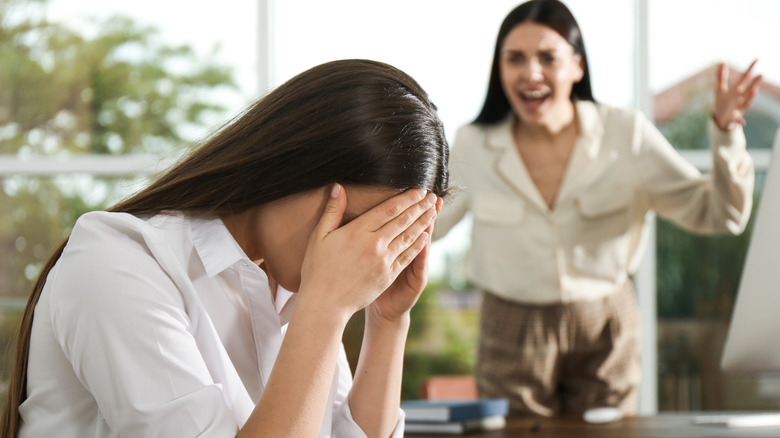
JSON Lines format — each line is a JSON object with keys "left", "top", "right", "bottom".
{"left": 649, "top": 0, "right": 780, "bottom": 411}
{"left": 2, "top": 0, "right": 778, "bottom": 414}
{"left": 270, "top": 0, "right": 636, "bottom": 403}
{"left": 0, "top": 0, "right": 257, "bottom": 393}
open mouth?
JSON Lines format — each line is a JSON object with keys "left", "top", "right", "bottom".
{"left": 520, "top": 89, "right": 551, "bottom": 101}
{"left": 518, "top": 89, "right": 551, "bottom": 111}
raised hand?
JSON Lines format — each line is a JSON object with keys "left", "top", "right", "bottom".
{"left": 713, "top": 60, "right": 762, "bottom": 132}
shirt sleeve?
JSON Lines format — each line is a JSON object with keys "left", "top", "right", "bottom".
{"left": 634, "top": 114, "right": 755, "bottom": 234}
{"left": 49, "top": 214, "right": 239, "bottom": 437}
{"left": 330, "top": 346, "right": 406, "bottom": 437}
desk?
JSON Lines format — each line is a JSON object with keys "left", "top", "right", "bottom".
{"left": 404, "top": 413, "right": 780, "bottom": 437}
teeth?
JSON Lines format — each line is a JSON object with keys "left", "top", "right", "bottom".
{"left": 522, "top": 90, "right": 546, "bottom": 99}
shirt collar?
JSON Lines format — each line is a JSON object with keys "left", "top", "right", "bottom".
{"left": 190, "top": 214, "right": 297, "bottom": 318}
{"left": 275, "top": 286, "right": 295, "bottom": 317}
{"left": 190, "top": 215, "right": 246, "bottom": 278}
{"left": 485, "top": 115, "right": 514, "bottom": 151}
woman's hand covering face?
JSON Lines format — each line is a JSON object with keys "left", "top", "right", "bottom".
{"left": 298, "top": 184, "right": 439, "bottom": 320}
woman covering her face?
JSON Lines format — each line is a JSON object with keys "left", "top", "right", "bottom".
{"left": 434, "top": 0, "right": 760, "bottom": 417}
{"left": 2, "top": 59, "right": 449, "bottom": 437}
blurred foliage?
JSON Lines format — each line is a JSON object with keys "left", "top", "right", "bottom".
{"left": 655, "top": 102, "right": 776, "bottom": 319}
{"left": 403, "top": 277, "right": 478, "bottom": 399}
{"left": 0, "top": 0, "right": 237, "bottom": 299}
{"left": 0, "top": 0, "right": 476, "bottom": 406}
{"left": 655, "top": 197, "right": 756, "bottom": 320}
{"left": 343, "top": 278, "right": 478, "bottom": 400}
{"left": 0, "top": 0, "right": 237, "bottom": 392}
{"left": 655, "top": 101, "right": 779, "bottom": 411}
{"left": 0, "top": 0, "right": 236, "bottom": 156}
{"left": 658, "top": 107, "right": 777, "bottom": 151}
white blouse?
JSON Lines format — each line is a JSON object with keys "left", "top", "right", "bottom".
{"left": 20, "top": 211, "right": 404, "bottom": 437}
{"left": 435, "top": 101, "right": 754, "bottom": 303}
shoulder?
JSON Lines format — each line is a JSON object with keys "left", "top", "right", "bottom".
{"left": 69, "top": 211, "right": 189, "bottom": 249}
{"left": 453, "top": 122, "right": 489, "bottom": 145}
{"left": 46, "top": 213, "right": 196, "bottom": 359}
{"left": 61, "top": 212, "right": 159, "bottom": 278}
{"left": 578, "top": 101, "right": 652, "bottom": 146}
{"left": 582, "top": 101, "right": 646, "bottom": 127}
{"left": 54, "top": 212, "right": 188, "bottom": 307}
{"left": 70, "top": 211, "right": 151, "bottom": 243}
{"left": 452, "top": 118, "right": 511, "bottom": 151}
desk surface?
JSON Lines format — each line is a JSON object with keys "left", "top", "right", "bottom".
{"left": 404, "top": 413, "right": 780, "bottom": 438}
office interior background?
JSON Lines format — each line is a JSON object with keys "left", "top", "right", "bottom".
{"left": 1, "top": 0, "right": 779, "bottom": 414}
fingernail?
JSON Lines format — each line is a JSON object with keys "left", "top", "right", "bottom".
{"left": 330, "top": 183, "right": 341, "bottom": 198}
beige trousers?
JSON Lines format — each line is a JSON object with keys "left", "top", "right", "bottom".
{"left": 475, "top": 282, "right": 641, "bottom": 416}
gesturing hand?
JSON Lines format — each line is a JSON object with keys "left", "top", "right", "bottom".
{"left": 713, "top": 60, "right": 762, "bottom": 132}
{"left": 298, "top": 184, "right": 438, "bottom": 321}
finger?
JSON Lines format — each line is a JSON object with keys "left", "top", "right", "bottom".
{"left": 735, "top": 74, "right": 761, "bottom": 111}
{"left": 392, "top": 231, "right": 429, "bottom": 276}
{"left": 387, "top": 203, "right": 437, "bottom": 255}
{"left": 749, "top": 74, "right": 763, "bottom": 90}
{"left": 736, "top": 59, "right": 759, "bottom": 91}
{"left": 352, "top": 188, "right": 426, "bottom": 232}
{"left": 744, "top": 74, "right": 763, "bottom": 98}
{"left": 409, "top": 232, "right": 431, "bottom": 281}
{"left": 376, "top": 192, "right": 437, "bottom": 244}
{"left": 410, "top": 200, "right": 440, "bottom": 288}
{"left": 312, "top": 183, "right": 347, "bottom": 237}
{"left": 741, "top": 80, "right": 761, "bottom": 110}
{"left": 717, "top": 63, "right": 728, "bottom": 93}
{"left": 743, "top": 59, "right": 758, "bottom": 77}
{"left": 423, "top": 197, "right": 444, "bottom": 237}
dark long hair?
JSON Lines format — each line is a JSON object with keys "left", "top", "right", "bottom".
{"left": 1, "top": 58, "right": 449, "bottom": 436}
{"left": 474, "top": 0, "right": 596, "bottom": 124}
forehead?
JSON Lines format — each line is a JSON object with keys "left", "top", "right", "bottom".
{"left": 502, "top": 22, "right": 572, "bottom": 52}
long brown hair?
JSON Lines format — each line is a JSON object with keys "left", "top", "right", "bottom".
{"left": 1, "top": 58, "right": 449, "bottom": 436}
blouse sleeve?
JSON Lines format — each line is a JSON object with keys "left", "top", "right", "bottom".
{"left": 633, "top": 114, "right": 755, "bottom": 234}
{"left": 49, "top": 214, "right": 239, "bottom": 437}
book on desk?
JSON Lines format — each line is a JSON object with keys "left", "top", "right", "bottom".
{"left": 692, "top": 412, "right": 780, "bottom": 428}
{"left": 401, "top": 398, "right": 509, "bottom": 434}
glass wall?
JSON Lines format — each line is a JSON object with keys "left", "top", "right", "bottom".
{"left": 649, "top": 0, "right": 780, "bottom": 411}
{"left": 0, "top": 0, "right": 257, "bottom": 396}
{"left": 2, "top": 0, "right": 779, "bottom": 413}
{"left": 270, "top": 0, "right": 636, "bottom": 401}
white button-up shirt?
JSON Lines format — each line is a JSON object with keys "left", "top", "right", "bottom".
{"left": 20, "top": 211, "right": 403, "bottom": 437}
{"left": 435, "top": 101, "right": 754, "bottom": 304}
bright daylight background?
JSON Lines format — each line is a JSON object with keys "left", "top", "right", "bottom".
{"left": 10, "top": 0, "right": 775, "bottom": 413}
{"left": 46, "top": 0, "right": 780, "bottom": 277}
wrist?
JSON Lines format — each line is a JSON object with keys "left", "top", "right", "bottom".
{"left": 293, "top": 292, "right": 352, "bottom": 332}
{"left": 712, "top": 113, "right": 735, "bottom": 132}
{"left": 366, "top": 306, "right": 411, "bottom": 332}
